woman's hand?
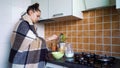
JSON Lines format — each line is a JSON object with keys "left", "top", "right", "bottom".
{"left": 46, "top": 34, "right": 58, "bottom": 42}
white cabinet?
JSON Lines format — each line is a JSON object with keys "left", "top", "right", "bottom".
{"left": 83, "top": 0, "right": 115, "bottom": 11}
{"left": 31, "top": 0, "right": 83, "bottom": 22}
{"left": 46, "top": 63, "right": 68, "bottom": 68}
{"left": 116, "top": 0, "right": 120, "bottom": 9}
{"left": 48, "top": 0, "right": 71, "bottom": 18}
{"left": 31, "top": 0, "right": 49, "bottom": 20}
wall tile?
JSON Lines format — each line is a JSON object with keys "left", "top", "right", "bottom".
{"left": 104, "top": 38, "right": 111, "bottom": 44}
{"left": 96, "top": 16, "right": 103, "bottom": 23}
{"left": 103, "top": 7, "right": 111, "bottom": 15}
{"left": 103, "top": 16, "right": 111, "bottom": 22}
{"left": 112, "top": 46, "right": 120, "bottom": 53}
{"left": 112, "top": 15, "right": 119, "bottom": 21}
{"left": 104, "top": 30, "right": 111, "bottom": 37}
{"left": 45, "top": 6, "right": 120, "bottom": 58}
{"left": 104, "top": 45, "right": 111, "bottom": 52}
{"left": 112, "top": 38, "right": 120, "bottom": 45}
{"left": 96, "top": 9, "right": 103, "bottom": 16}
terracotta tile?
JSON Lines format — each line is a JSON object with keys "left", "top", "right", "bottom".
{"left": 71, "top": 31, "right": 77, "bottom": 36}
{"left": 73, "top": 48, "right": 76, "bottom": 51}
{"left": 89, "top": 17, "right": 95, "bottom": 23}
{"left": 90, "top": 24, "right": 95, "bottom": 30}
{"left": 112, "top": 53, "right": 120, "bottom": 57}
{"left": 66, "top": 38, "right": 71, "bottom": 42}
{"left": 112, "top": 15, "right": 119, "bottom": 21}
{"left": 104, "top": 45, "right": 111, "bottom": 52}
{"left": 112, "top": 22, "right": 119, "bottom": 29}
{"left": 90, "top": 44, "right": 95, "bottom": 50}
{"left": 89, "top": 51, "right": 95, "bottom": 54}
{"left": 67, "top": 25, "right": 72, "bottom": 30}
{"left": 78, "top": 44, "right": 83, "bottom": 49}
{"left": 96, "top": 9, "right": 103, "bottom": 16}
{"left": 55, "top": 27, "right": 59, "bottom": 31}
{"left": 78, "top": 38, "right": 83, "bottom": 43}
{"left": 104, "top": 23, "right": 111, "bottom": 29}
{"left": 96, "top": 51, "right": 103, "bottom": 55}
{"left": 62, "top": 26, "right": 66, "bottom": 31}
{"left": 83, "top": 25, "right": 88, "bottom": 30}
{"left": 103, "top": 16, "right": 111, "bottom": 22}
{"left": 111, "top": 6, "right": 119, "bottom": 14}
{"left": 83, "top": 44, "right": 89, "bottom": 50}
{"left": 72, "top": 38, "right": 77, "bottom": 42}
{"left": 112, "top": 30, "right": 120, "bottom": 37}
{"left": 112, "top": 46, "right": 120, "bottom": 53}
{"left": 89, "top": 38, "right": 95, "bottom": 43}
{"left": 96, "top": 16, "right": 103, "bottom": 23}
{"left": 83, "top": 50, "right": 89, "bottom": 53}
{"left": 71, "top": 26, "right": 77, "bottom": 30}
{"left": 104, "top": 30, "right": 111, "bottom": 37}
{"left": 96, "top": 31, "right": 103, "bottom": 36}
{"left": 72, "top": 43, "right": 77, "bottom": 49}
{"left": 78, "top": 31, "right": 83, "bottom": 36}
{"left": 89, "top": 10, "right": 95, "bottom": 17}
{"left": 78, "top": 49, "right": 83, "bottom": 52}
{"left": 83, "top": 18, "right": 88, "bottom": 24}
{"left": 103, "top": 7, "right": 111, "bottom": 15}
{"left": 103, "top": 52, "right": 111, "bottom": 56}
{"left": 90, "top": 31, "right": 95, "bottom": 36}
{"left": 104, "top": 38, "right": 111, "bottom": 44}
{"left": 112, "top": 38, "right": 120, "bottom": 45}
{"left": 96, "top": 24, "right": 103, "bottom": 30}
{"left": 78, "top": 25, "right": 82, "bottom": 30}
{"left": 83, "top": 31, "right": 89, "bottom": 36}
{"left": 96, "top": 45, "right": 103, "bottom": 51}
{"left": 83, "top": 11, "right": 89, "bottom": 18}
{"left": 83, "top": 38, "right": 89, "bottom": 43}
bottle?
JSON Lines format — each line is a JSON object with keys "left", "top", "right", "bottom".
{"left": 58, "top": 33, "right": 66, "bottom": 52}
{"left": 51, "top": 43, "right": 57, "bottom": 51}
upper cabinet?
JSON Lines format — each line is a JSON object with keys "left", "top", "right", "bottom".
{"left": 82, "top": 0, "right": 116, "bottom": 11}
{"left": 31, "top": 0, "right": 83, "bottom": 23}
{"left": 116, "top": 0, "right": 120, "bottom": 9}
{"left": 31, "top": 0, "right": 49, "bottom": 20}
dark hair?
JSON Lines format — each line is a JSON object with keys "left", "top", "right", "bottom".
{"left": 27, "top": 3, "right": 40, "bottom": 15}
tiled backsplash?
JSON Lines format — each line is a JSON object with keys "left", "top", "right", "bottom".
{"left": 45, "top": 6, "right": 120, "bottom": 58}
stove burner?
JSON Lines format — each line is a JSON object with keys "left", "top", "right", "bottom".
{"left": 66, "top": 52, "right": 116, "bottom": 68}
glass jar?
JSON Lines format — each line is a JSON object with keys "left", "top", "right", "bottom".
{"left": 65, "top": 43, "right": 74, "bottom": 58}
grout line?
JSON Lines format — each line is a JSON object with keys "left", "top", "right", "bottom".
{"left": 95, "top": 9, "right": 97, "bottom": 54}
{"left": 110, "top": 8, "right": 113, "bottom": 56}
{"left": 102, "top": 9, "right": 105, "bottom": 55}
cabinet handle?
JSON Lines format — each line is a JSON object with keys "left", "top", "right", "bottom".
{"left": 53, "top": 13, "right": 63, "bottom": 17}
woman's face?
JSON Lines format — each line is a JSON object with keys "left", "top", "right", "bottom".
{"left": 30, "top": 11, "right": 41, "bottom": 23}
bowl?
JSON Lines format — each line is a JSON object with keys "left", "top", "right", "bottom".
{"left": 52, "top": 51, "right": 64, "bottom": 60}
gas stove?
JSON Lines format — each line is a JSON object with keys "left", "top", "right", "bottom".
{"left": 65, "top": 52, "right": 116, "bottom": 68}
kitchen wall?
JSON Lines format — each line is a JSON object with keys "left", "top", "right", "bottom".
{"left": 0, "top": 0, "right": 31, "bottom": 68}
{"left": 45, "top": 6, "right": 120, "bottom": 58}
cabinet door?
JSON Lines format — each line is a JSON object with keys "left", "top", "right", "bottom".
{"left": 116, "top": 0, "right": 120, "bottom": 9}
{"left": 49, "top": 0, "right": 72, "bottom": 18}
{"left": 84, "top": 0, "right": 110, "bottom": 10}
{"left": 31, "top": 0, "right": 49, "bottom": 20}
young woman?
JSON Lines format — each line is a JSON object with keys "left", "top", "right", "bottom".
{"left": 9, "top": 3, "right": 57, "bottom": 68}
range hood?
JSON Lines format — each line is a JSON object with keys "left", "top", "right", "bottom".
{"left": 39, "top": 15, "right": 82, "bottom": 23}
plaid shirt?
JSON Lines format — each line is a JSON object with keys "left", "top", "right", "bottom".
{"left": 9, "top": 14, "right": 48, "bottom": 68}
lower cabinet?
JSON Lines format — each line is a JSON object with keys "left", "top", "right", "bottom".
{"left": 46, "top": 63, "right": 67, "bottom": 68}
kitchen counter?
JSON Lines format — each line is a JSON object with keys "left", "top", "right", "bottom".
{"left": 47, "top": 57, "right": 92, "bottom": 68}
{"left": 47, "top": 53, "right": 120, "bottom": 68}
